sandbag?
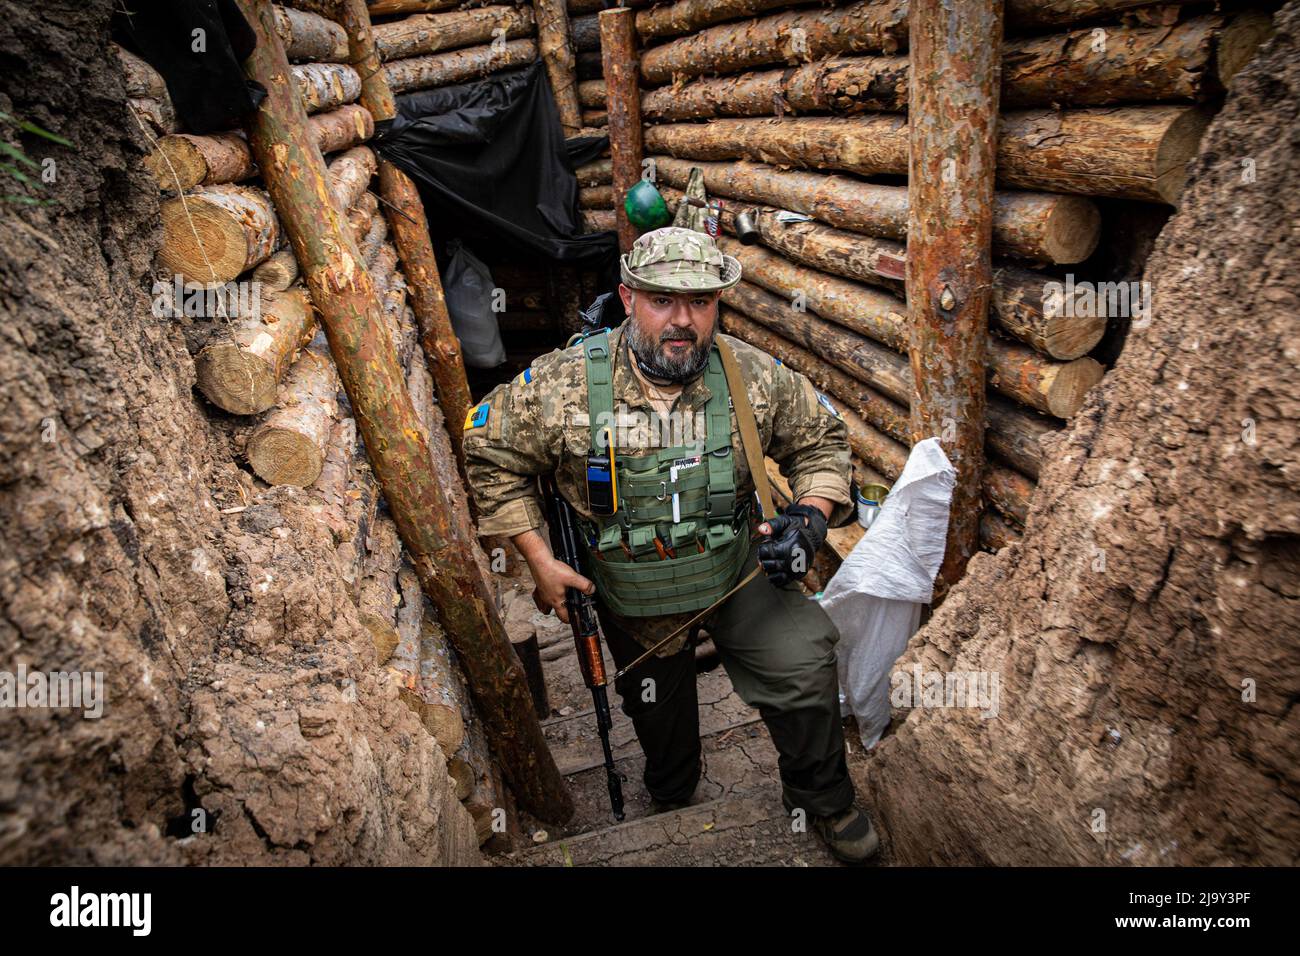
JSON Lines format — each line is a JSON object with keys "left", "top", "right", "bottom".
{"left": 441, "top": 240, "right": 506, "bottom": 369}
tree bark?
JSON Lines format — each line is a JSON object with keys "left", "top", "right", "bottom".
{"left": 195, "top": 286, "right": 317, "bottom": 415}
{"left": 374, "top": 6, "right": 536, "bottom": 61}
{"left": 235, "top": 0, "right": 573, "bottom": 824}
{"left": 246, "top": 341, "right": 339, "bottom": 486}
{"left": 325, "top": 145, "right": 377, "bottom": 212}
{"left": 274, "top": 4, "right": 349, "bottom": 61}
{"left": 571, "top": 13, "right": 600, "bottom": 53}
{"left": 639, "top": 0, "right": 909, "bottom": 85}
{"left": 533, "top": 0, "right": 582, "bottom": 135}
{"left": 158, "top": 184, "right": 280, "bottom": 286}
{"left": 600, "top": 7, "right": 644, "bottom": 252}
{"left": 385, "top": 39, "right": 538, "bottom": 93}
{"left": 146, "top": 103, "right": 374, "bottom": 191}
{"left": 635, "top": 0, "right": 818, "bottom": 41}
{"left": 338, "top": 0, "right": 475, "bottom": 484}
{"left": 649, "top": 155, "right": 1100, "bottom": 264}
{"left": 292, "top": 61, "right": 363, "bottom": 112}
{"left": 1004, "top": 0, "right": 1197, "bottom": 30}
{"left": 575, "top": 157, "right": 611, "bottom": 186}
{"left": 577, "top": 78, "right": 605, "bottom": 108}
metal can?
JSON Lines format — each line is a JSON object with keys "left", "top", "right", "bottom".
{"left": 857, "top": 483, "right": 890, "bottom": 530}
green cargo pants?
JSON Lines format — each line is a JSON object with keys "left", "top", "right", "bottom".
{"left": 596, "top": 544, "right": 855, "bottom": 817}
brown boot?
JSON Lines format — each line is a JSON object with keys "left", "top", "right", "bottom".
{"left": 811, "top": 804, "right": 880, "bottom": 864}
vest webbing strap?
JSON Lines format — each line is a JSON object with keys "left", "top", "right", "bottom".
{"left": 717, "top": 339, "right": 775, "bottom": 522}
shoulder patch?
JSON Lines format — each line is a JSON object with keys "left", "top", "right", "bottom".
{"left": 513, "top": 367, "right": 534, "bottom": 386}
{"left": 815, "top": 391, "right": 843, "bottom": 420}
{"left": 463, "top": 401, "right": 491, "bottom": 431}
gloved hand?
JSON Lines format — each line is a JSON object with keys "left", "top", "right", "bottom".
{"left": 757, "top": 502, "right": 828, "bottom": 587}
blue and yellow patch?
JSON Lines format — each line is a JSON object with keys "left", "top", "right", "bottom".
{"left": 512, "top": 367, "right": 534, "bottom": 386}
{"left": 463, "top": 401, "right": 491, "bottom": 431}
{"left": 815, "top": 391, "right": 843, "bottom": 420}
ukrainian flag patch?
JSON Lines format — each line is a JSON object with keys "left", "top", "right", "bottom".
{"left": 464, "top": 402, "right": 491, "bottom": 431}
{"left": 816, "top": 391, "right": 843, "bottom": 420}
{"left": 513, "top": 367, "right": 534, "bottom": 386}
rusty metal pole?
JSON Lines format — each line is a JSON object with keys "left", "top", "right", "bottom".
{"left": 600, "top": 7, "right": 643, "bottom": 253}
{"left": 906, "top": 0, "right": 1003, "bottom": 588}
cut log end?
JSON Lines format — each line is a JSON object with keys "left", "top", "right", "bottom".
{"left": 1218, "top": 11, "right": 1275, "bottom": 88}
{"left": 1155, "top": 108, "right": 1212, "bottom": 206}
{"left": 1042, "top": 314, "right": 1107, "bottom": 362}
{"left": 146, "top": 137, "right": 211, "bottom": 192}
{"left": 247, "top": 425, "right": 327, "bottom": 487}
{"left": 1041, "top": 194, "right": 1102, "bottom": 265}
{"left": 159, "top": 197, "right": 258, "bottom": 286}
{"left": 1045, "top": 356, "right": 1105, "bottom": 419}
{"left": 195, "top": 343, "right": 279, "bottom": 415}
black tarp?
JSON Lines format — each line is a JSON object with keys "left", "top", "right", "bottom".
{"left": 373, "top": 60, "right": 619, "bottom": 281}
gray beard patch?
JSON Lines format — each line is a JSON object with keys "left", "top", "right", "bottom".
{"left": 625, "top": 310, "right": 715, "bottom": 384}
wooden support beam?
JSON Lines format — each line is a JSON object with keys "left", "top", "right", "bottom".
{"left": 337, "top": 0, "right": 474, "bottom": 486}
{"left": 384, "top": 39, "right": 538, "bottom": 94}
{"left": 599, "top": 7, "right": 644, "bottom": 253}
{"left": 533, "top": 0, "right": 583, "bottom": 136}
{"left": 234, "top": 0, "right": 573, "bottom": 824}
{"left": 373, "top": 6, "right": 536, "bottom": 62}
{"left": 907, "top": 0, "right": 1002, "bottom": 587}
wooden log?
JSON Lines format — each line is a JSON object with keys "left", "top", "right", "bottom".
{"left": 722, "top": 280, "right": 912, "bottom": 407}
{"left": 986, "top": 335, "right": 1104, "bottom": 419}
{"left": 998, "top": 106, "right": 1211, "bottom": 205}
{"left": 1218, "top": 11, "right": 1275, "bottom": 88}
{"left": 534, "top": 0, "right": 583, "bottom": 136}
{"left": 570, "top": 0, "right": 651, "bottom": 12}
{"left": 636, "top": 0, "right": 818, "bottom": 42}
{"left": 984, "top": 456, "right": 1033, "bottom": 525}
{"left": 665, "top": 185, "right": 1103, "bottom": 359}
{"left": 126, "top": 97, "right": 177, "bottom": 136}
{"left": 274, "top": 4, "right": 349, "bottom": 61}
{"left": 600, "top": 7, "right": 644, "bottom": 252}
{"left": 368, "top": 0, "right": 462, "bottom": 14}
{"left": 643, "top": 56, "right": 909, "bottom": 122}
{"left": 158, "top": 184, "right": 280, "bottom": 286}
{"left": 578, "top": 184, "right": 613, "bottom": 208}
{"left": 236, "top": 0, "right": 572, "bottom": 824}
{"left": 292, "top": 61, "right": 363, "bottom": 112}
{"left": 385, "top": 39, "right": 538, "bottom": 93}
{"left": 246, "top": 341, "right": 338, "bottom": 486}
{"left": 1005, "top": 0, "right": 1196, "bottom": 31}
{"left": 571, "top": 13, "right": 601, "bottom": 53}
{"left": 392, "top": 566, "right": 469, "bottom": 758}
{"left": 511, "top": 630, "right": 549, "bottom": 718}
{"left": 576, "top": 49, "right": 603, "bottom": 80}
{"left": 986, "top": 395, "right": 1054, "bottom": 481}
{"left": 582, "top": 208, "right": 616, "bottom": 232}
{"left": 195, "top": 286, "right": 317, "bottom": 415}
{"left": 256, "top": 190, "right": 377, "bottom": 291}
{"left": 326, "top": 145, "right": 377, "bottom": 212}
{"left": 649, "top": 156, "right": 1099, "bottom": 264}
{"left": 907, "top": 0, "right": 1000, "bottom": 585}
{"left": 719, "top": 307, "right": 911, "bottom": 448}
{"left": 577, "top": 78, "right": 606, "bottom": 108}
{"left": 716, "top": 235, "right": 906, "bottom": 350}
{"left": 114, "top": 44, "right": 168, "bottom": 100}
{"left": 359, "top": 609, "right": 401, "bottom": 666}
{"left": 646, "top": 105, "right": 1209, "bottom": 203}
{"left": 575, "top": 157, "right": 612, "bottom": 186}
{"left": 980, "top": 508, "right": 1021, "bottom": 551}
{"left": 582, "top": 109, "right": 608, "bottom": 127}
{"left": 374, "top": 6, "right": 535, "bottom": 61}
{"left": 639, "top": 1, "right": 910, "bottom": 86}
{"left": 146, "top": 103, "right": 374, "bottom": 191}
{"left": 339, "top": 0, "right": 475, "bottom": 483}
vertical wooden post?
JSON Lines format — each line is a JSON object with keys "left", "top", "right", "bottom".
{"left": 906, "top": 0, "right": 1003, "bottom": 588}
{"left": 334, "top": 0, "right": 474, "bottom": 485}
{"left": 599, "top": 7, "right": 643, "bottom": 253}
{"left": 533, "top": 0, "right": 583, "bottom": 136}
{"left": 233, "top": 0, "right": 574, "bottom": 824}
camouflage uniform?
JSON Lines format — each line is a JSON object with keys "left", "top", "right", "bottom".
{"left": 464, "top": 227, "right": 857, "bottom": 816}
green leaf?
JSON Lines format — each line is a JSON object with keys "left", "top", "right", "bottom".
{"left": 16, "top": 119, "right": 72, "bottom": 148}
{"left": 0, "top": 141, "right": 38, "bottom": 170}
{"left": 1, "top": 161, "right": 34, "bottom": 185}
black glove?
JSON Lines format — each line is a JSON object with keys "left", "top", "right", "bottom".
{"left": 757, "top": 503, "right": 828, "bottom": 587}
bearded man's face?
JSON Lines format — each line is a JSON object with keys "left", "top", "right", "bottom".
{"left": 619, "top": 287, "right": 720, "bottom": 383}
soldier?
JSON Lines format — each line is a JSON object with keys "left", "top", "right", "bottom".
{"left": 463, "top": 226, "right": 880, "bottom": 863}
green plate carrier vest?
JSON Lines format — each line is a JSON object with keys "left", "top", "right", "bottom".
{"left": 578, "top": 330, "right": 752, "bottom": 618}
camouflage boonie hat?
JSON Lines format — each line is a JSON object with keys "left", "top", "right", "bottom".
{"left": 620, "top": 226, "right": 742, "bottom": 293}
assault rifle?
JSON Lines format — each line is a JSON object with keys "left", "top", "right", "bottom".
{"left": 540, "top": 474, "right": 625, "bottom": 821}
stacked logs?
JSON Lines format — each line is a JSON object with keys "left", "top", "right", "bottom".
{"left": 578, "top": 0, "right": 1272, "bottom": 552}
{"left": 365, "top": 3, "right": 541, "bottom": 95}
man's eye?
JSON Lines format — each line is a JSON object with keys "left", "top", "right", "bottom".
{"left": 653, "top": 297, "right": 671, "bottom": 306}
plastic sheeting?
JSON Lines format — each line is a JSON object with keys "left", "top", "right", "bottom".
{"left": 441, "top": 240, "right": 506, "bottom": 369}
{"left": 819, "top": 438, "right": 956, "bottom": 748}
{"left": 374, "top": 61, "right": 618, "bottom": 276}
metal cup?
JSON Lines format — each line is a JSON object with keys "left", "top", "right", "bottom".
{"left": 857, "top": 483, "right": 890, "bottom": 530}
{"left": 734, "top": 208, "right": 761, "bottom": 245}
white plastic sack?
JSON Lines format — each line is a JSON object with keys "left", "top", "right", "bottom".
{"left": 441, "top": 239, "right": 506, "bottom": 368}
{"left": 820, "top": 438, "right": 956, "bottom": 748}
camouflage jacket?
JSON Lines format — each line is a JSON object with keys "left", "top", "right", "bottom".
{"left": 463, "top": 325, "right": 853, "bottom": 650}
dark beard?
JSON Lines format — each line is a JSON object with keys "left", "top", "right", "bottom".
{"left": 625, "top": 311, "right": 715, "bottom": 384}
